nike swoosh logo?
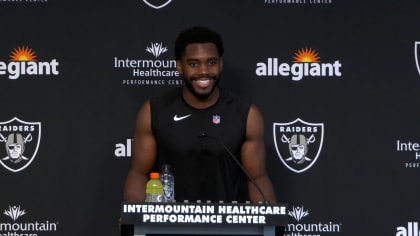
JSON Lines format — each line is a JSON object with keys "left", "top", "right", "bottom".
{"left": 173, "top": 114, "right": 191, "bottom": 121}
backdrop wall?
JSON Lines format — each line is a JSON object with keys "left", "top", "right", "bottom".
{"left": 1, "top": 1, "right": 419, "bottom": 235}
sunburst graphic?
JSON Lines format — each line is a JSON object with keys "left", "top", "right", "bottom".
{"left": 293, "top": 48, "right": 320, "bottom": 63}
{"left": 9, "top": 46, "right": 37, "bottom": 61}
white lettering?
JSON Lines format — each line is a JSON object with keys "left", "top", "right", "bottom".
{"left": 397, "top": 140, "right": 420, "bottom": 151}
{"left": 255, "top": 58, "right": 342, "bottom": 81}
{"left": 0, "top": 60, "right": 59, "bottom": 80}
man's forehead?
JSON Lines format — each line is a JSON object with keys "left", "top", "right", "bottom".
{"left": 183, "top": 43, "right": 219, "bottom": 57}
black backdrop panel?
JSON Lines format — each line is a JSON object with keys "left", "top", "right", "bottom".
{"left": 0, "top": 1, "right": 419, "bottom": 235}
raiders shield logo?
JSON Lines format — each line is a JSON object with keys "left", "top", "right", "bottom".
{"left": 415, "top": 41, "right": 420, "bottom": 76}
{"left": 142, "top": 0, "right": 172, "bottom": 9}
{"left": 0, "top": 117, "right": 41, "bottom": 172}
{"left": 273, "top": 118, "right": 324, "bottom": 173}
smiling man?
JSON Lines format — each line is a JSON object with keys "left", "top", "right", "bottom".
{"left": 123, "top": 26, "right": 277, "bottom": 204}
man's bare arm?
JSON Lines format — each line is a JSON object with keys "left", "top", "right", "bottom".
{"left": 241, "top": 104, "right": 277, "bottom": 203}
{"left": 123, "top": 100, "right": 157, "bottom": 202}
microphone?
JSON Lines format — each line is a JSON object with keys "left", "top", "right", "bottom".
{"left": 198, "top": 132, "right": 268, "bottom": 204}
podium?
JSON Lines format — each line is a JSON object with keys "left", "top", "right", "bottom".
{"left": 121, "top": 202, "right": 288, "bottom": 236}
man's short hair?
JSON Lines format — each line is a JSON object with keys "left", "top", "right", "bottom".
{"left": 175, "top": 26, "right": 224, "bottom": 60}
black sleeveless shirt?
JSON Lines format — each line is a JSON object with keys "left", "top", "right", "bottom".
{"left": 150, "top": 87, "right": 251, "bottom": 202}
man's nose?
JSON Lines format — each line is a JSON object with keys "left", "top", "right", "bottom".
{"left": 198, "top": 64, "right": 210, "bottom": 74}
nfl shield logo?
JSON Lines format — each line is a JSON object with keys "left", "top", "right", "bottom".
{"left": 212, "top": 115, "right": 221, "bottom": 124}
{"left": 273, "top": 118, "right": 324, "bottom": 173}
{"left": 0, "top": 117, "right": 41, "bottom": 172}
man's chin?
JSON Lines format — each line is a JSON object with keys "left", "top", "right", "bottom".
{"left": 194, "top": 91, "right": 212, "bottom": 100}
{"left": 189, "top": 86, "right": 213, "bottom": 98}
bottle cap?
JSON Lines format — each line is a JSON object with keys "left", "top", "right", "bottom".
{"left": 150, "top": 172, "right": 160, "bottom": 178}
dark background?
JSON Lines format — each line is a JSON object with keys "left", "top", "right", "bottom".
{"left": 0, "top": 1, "right": 419, "bottom": 235}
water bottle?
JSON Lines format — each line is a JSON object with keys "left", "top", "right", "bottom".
{"left": 145, "top": 172, "right": 163, "bottom": 202}
{"left": 160, "top": 164, "right": 175, "bottom": 202}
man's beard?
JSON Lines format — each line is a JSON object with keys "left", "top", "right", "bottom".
{"left": 184, "top": 75, "right": 220, "bottom": 100}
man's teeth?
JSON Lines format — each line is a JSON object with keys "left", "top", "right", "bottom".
{"left": 196, "top": 79, "right": 210, "bottom": 84}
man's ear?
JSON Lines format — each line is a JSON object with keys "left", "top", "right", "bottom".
{"left": 176, "top": 60, "right": 183, "bottom": 74}
{"left": 219, "top": 57, "right": 223, "bottom": 72}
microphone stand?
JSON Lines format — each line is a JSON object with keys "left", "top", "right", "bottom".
{"left": 199, "top": 132, "right": 269, "bottom": 204}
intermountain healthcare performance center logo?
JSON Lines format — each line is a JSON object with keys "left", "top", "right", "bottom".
{"left": 0, "top": 117, "right": 41, "bottom": 172}
{"left": 142, "top": 0, "right": 172, "bottom": 9}
{"left": 4, "top": 205, "right": 26, "bottom": 221}
{"left": 114, "top": 42, "right": 182, "bottom": 86}
{"left": 0, "top": 46, "right": 59, "bottom": 80}
{"left": 1, "top": 205, "right": 59, "bottom": 234}
{"left": 256, "top": 47, "right": 342, "bottom": 81}
{"left": 273, "top": 118, "right": 324, "bottom": 173}
{"left": 285, "top": 206, "right": 341, "bottom": 235}
{"left": 396, "top": 139, "right": 420, "bottom": 168}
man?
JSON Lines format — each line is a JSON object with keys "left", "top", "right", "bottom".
{"left": 123, "top": 26, "right": 277, "bottom": 204}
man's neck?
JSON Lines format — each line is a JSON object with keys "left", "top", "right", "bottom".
{"left": 182, "top": 87, "right": 220, "bottom": 109}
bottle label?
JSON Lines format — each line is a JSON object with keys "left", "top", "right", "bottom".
{"left": 163, "top": 186, "right": 174, "bottom": 201}
{"left": 146, "top": 194, "right": 163, "bottom": 202}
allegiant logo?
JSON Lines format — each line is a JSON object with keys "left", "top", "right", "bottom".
{"left": 0, "top": 46, "right": 59, "bottom": 80}
{"left": 256, "top": 48, "right": 342, "bottom": 81}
